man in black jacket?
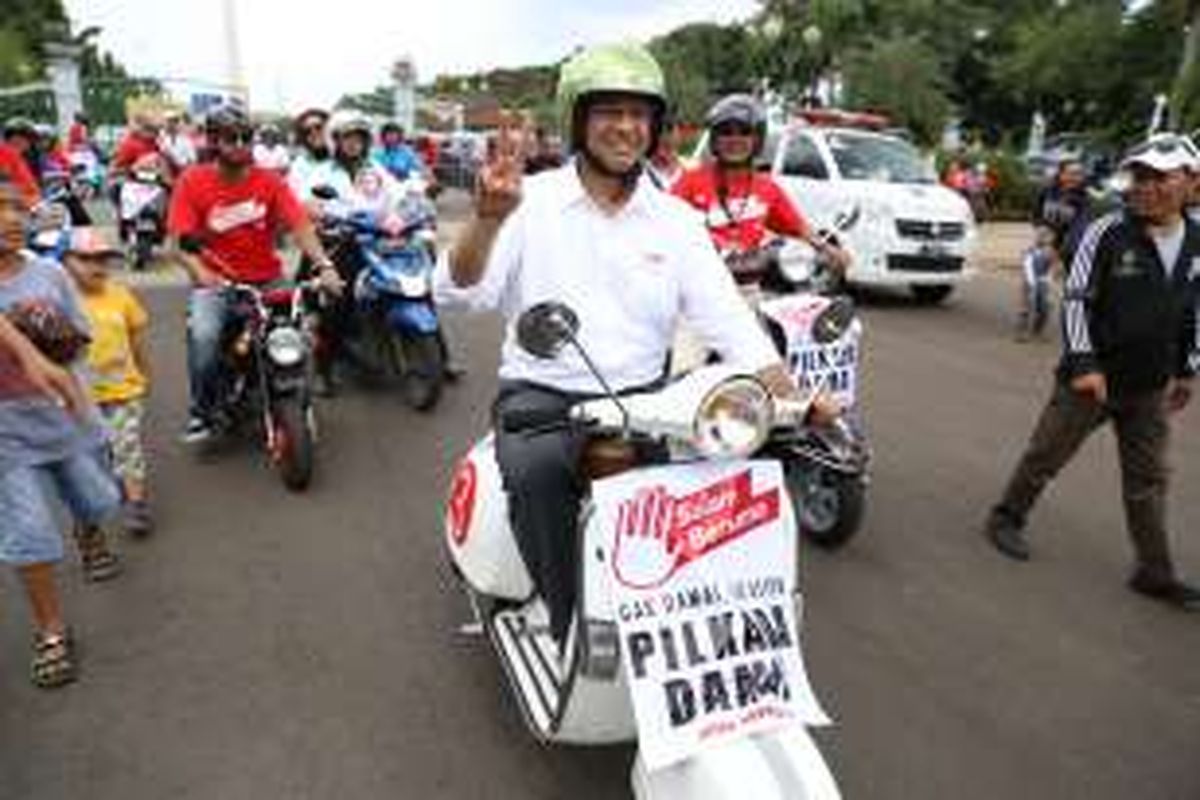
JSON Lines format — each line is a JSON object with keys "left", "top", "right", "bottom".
{"left": 1032, "top": 157, "right": 1091, "bottom": 261}
{"left": 984, "top": 134, "right": 1200, "bottom": 610}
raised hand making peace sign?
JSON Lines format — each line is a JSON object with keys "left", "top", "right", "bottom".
{"left": 475, "top": 114, "right": 525, "bottom": 222}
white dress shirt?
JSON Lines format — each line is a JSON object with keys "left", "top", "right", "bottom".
{"left": 434, "top": 163, "right": 779, "bottom": 393}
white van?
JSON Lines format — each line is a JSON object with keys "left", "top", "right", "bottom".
{"left": 694, "top": 120, "right": 978, "bottom": 304}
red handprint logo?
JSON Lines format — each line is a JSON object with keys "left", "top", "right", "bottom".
{"left": 611, "top": 470, "right": 782, "bottom": 590}
{"left": 612, "top": 486, "right": 683, "bottom": 589}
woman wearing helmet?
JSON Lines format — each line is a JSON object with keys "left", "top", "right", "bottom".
{"left": 300, "top": 110, "right": 432, "bottom": 392}
{"left": 440, "top": 43, "right": 811, "bottom": 650}
{"left": 286, "top": 107, "right": 331, "bottom": 201}
{"left": 673, "top": 93, "right": 850, "bottom": 286}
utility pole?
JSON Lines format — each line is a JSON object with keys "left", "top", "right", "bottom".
{"left": 222, "top": 0, "right": 248, "bottom": 107}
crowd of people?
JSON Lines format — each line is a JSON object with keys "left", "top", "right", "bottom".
{"left": 1, "top": 41, "right": 1198, "bottom": 693}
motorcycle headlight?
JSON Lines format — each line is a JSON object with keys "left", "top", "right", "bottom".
{"left": 266, "top": 326, "right": 306, "bottom": 367}
{"left": 397, "top": 271, "right": 430, "bottom": 296}
{"left": 693, "top": 377, "right": 773, "bottom": 459}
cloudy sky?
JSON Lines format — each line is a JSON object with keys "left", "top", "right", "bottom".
{"left": 64, "top": 0, "right": 760, "bottom": 112}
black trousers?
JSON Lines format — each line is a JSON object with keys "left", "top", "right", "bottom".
{"left": 991, "top": 384, "right": 1175, "bottom": 579}
{"left": 492, "top": 382, "right": 590, "bottom": 645}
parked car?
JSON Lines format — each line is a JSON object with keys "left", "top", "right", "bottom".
{"left": 695, "top": 118, "right": 978, "bottom": 304}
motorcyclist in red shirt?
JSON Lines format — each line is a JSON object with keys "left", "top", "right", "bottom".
{"left": 0, "top": 135, "right": 41, "bottom": 209}
{"left": 168, "top": 106, "right": 341, "bottom": 442}
{"left": 673, "top": 94, "right": 849, "bottom": 286}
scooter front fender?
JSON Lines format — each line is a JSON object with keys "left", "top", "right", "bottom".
{"left": 385, "top": 298, "right": 440, "bottom": 336}
{"left": 631, "top": 725, "right": 840, "bottom": 800}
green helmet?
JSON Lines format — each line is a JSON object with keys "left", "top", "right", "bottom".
{"left": 556, "top": 42, "right": 667, "bottom": 150}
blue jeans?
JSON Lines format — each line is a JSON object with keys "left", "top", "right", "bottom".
{"left": 186, "top": 287, "right": 236, "bottom": 422}
{"left": 0, "top": 452, "right": 121, "bottom": 565}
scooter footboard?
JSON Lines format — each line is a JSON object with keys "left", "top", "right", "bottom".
{"left": 631, "top": 725, "right": 840, "bottom": 800}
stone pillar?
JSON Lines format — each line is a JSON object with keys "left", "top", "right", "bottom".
{"left": 44, "top": 42, "right": 83, "bottom": 134}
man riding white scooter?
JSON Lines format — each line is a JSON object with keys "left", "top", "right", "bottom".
{"left": 437, "top": 43, "right": 835, "bottom": 650}
{"left": 673, "top": 94, "right": 850, "bottom": 288}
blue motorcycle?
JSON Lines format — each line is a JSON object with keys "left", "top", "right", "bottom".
{"left": 314, "top": 187, "right": 446, "bottom": 411}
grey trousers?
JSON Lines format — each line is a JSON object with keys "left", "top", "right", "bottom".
{"left": 991, "top": 384, "right": 1174, "bottom": 578}
{"left": 493, "top": 382, "right": 590, "bottom": 646}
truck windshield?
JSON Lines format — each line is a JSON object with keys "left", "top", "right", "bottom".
{"left": 826, "top": 132, "right": 936, "bottom": 184}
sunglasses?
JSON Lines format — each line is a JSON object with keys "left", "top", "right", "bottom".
{"left": 218, "top": 130, "right": 254, "bottom": 146}
{"left": 303, "top": 124, "right": 325, "bottom": 135}
{"left": 1127, "top": 134, "right": 1199, "bottom": 160}
{"left": 714, "top": 123, "right": 757, "bottom": 138}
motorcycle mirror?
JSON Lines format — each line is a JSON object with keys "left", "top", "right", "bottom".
{"left": 811, "top": 296, "right": 856, "bottom": 345}
{"left": 311, "top": 184, "right": 339, "bottom": 201}
{"left": 516, "top": 302, "right": 580, "bottom": 360}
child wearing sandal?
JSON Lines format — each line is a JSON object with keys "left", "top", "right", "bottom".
{"left": 62, "top": 227, "right": 153, "bottom": 535}
{"left": 0, "top": 179, "right": 121, "bottom": 688}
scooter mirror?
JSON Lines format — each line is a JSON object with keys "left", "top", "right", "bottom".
{"left": 832, "top": 205, "right": 861, "bottom": 233}
{"left": 311, "top": 184, "right": 339, "bottom": 201}
{"left": 516, "top": 302, "right": 580, "bottom": 359}
{"left": 811, "top": 296, "right": 856, "bottom": 345}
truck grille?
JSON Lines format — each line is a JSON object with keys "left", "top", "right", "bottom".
{"left": 887, "top": 254, "right": 964, "bottom": 273}
{"left": 895, "top": 219, "right": 966, "bottom": 241}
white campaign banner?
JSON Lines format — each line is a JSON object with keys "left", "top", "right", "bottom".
{"left": 593, "top": 460, "right": 830, "bottom": 772}
{"left": 761, "top": 294, "right": 862, "bottom": 411}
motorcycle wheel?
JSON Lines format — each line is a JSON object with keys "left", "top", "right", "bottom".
{"left": 270, "top": 398, "right": 315, "bottom": 491}
{"left": 785, "top": 463, "right": 865, "bottom": 550}
{"left": 398, "top": 332, "right": 444, "bottom": 412}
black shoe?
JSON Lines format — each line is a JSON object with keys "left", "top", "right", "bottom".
{"left": 1128, "top": 571, "right": 1200, "bottom": 611}
{"left": 983, "top": 512, "right": 1031, "bottom": 561}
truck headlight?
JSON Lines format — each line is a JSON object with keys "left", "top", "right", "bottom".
{"left": 693, "top": 377, "right": 773, "bottom": 459}
{"left": 266, "top": 327, "right": 306, "bottom": 367}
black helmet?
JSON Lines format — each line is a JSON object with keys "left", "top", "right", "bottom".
{"left": 705, "top": 94, "right": 767, "bottom": 158}
{"left": 3, "top": 117, "right": 37, "bottom": 141}
{"left": 381, "top": 120, "right": 404, "bottom": 136}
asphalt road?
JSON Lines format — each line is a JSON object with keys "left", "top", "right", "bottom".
{"left": 2, "top": 235, "right": 1199, "bottom": 799}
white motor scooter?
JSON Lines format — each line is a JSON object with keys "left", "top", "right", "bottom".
{"left": 674, "top": 209, "right": 870, "bottom": 549}
{"left": 444, "top": 303, "right": 843, "bottom": 799}
{"left": 119, "top": 160, "right": 168, "bottom": 271}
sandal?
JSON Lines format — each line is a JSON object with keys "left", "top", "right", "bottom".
{"left": 73, "top": 523, "right": 123, "bottom": 582}
{"left": 31, "top": 630, "right": 76, "bottom": 689}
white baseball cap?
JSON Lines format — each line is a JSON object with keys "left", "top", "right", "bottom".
{"left": 1120, "top": 133, "right": 1200, "bottom": 173}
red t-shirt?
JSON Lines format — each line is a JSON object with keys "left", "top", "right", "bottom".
{"left": 0, "top": 142, "right": 41, "bottom": 208}
{"left": 168, "top": 164, "right": 307, "bottom": 283}
{"left": 112, "top": 132, "right": 162, "bottom": 173}
{"left": 672, "top": 163, "right": 809, "bottom": 253}
{"left": 67, "top": 122, "right": 88, "bottom": 150}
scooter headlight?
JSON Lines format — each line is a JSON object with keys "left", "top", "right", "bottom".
{"left": 266, "top": 326, "right": 306, "bottom": 367}
{"left": 693, "top": 377, "right": 773, "bottom": 459}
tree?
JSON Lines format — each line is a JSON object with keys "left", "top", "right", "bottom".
{"left": 1171, "top": 0, "right": 1200, "bottom": 128}
{"left": 843, "top": 33, "right": 955, "bottom": 144}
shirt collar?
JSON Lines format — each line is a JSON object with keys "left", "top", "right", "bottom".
{"left": 552, "top": 159, "right": 658, "bottom": 219}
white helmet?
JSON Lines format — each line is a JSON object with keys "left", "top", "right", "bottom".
{"left": 328, "top": 110, "right": 372, "bottom": 142}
